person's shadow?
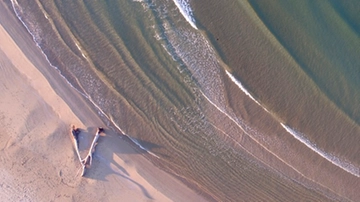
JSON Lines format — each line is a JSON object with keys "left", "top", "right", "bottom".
{"left": 76, "top": 127, "right": 162, "bottom": 200}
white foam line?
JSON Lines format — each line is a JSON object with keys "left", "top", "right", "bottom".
{"left": 75, "top": 42, "right": 87, "bottom": 59}
{"left": 225, "top": 70, "right": 269, "bottom": 112}
{"left": 11, "top": 0, "right": 18, "bottom": 6}
{"left": 199, "top": 90, "right": 305, "bottom": 173}
{"left": 10, "top": 0, "right": 87, "bottom": 97}
{"left": 199, "top": 89, "right": 353, "bottom": 198}
{"left": 10, "top": 0, "right": 160, "bottom": 159}
{"left": 129, "top": 137, "right": 161, "bottom": 158}
{"left": 281, "top": 123, "right": 359, "bottom": 177}
{"left": 225, "top": 70, "right": 359, "bottom": 177}
{"left": 172, "top": 0, "right": 198, "bottom": 30}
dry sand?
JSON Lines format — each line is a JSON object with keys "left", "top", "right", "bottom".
{"left": 0, "top": 3, "right": 206, "bottom": 202}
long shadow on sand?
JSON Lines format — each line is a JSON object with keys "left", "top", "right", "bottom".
{"left": 76, "top": 127, "right": 162, "bottom": 200}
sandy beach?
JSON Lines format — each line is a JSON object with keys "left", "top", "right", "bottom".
{"left": 0, "top": 2, "right": 206, "bottom": 201}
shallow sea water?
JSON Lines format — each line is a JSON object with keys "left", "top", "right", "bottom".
{"left": 11, "top": 0, "right": 360, "bottom": 201}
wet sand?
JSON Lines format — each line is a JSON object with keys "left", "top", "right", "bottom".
{"left": 0, "top": 3, "right": 206, "bottom": 201}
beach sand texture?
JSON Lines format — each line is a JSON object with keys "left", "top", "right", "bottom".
{"left": 0, "top": 3, "right": 206, "bottom": 201}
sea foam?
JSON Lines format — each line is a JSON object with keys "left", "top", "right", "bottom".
{"left": 226, "top": 69, "right": 360, "bottom": 177}
{"left": 10, "top": 0, "right": 86, "bottom": 96}
{"left": 172, "top": 0, "right": 198, "bottom": 30}
{"left": 225, "top": 70, "right": 269, "bottom": 112}
{"left": 281, "top": 123, "right": 359, "bottom": 177}
{"left": 10, "top": 0, "right": 163, "bottom": 160}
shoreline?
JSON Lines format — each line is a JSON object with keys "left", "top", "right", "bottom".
{"left": 0, "top": 2, "right": 207, "bottom": 201}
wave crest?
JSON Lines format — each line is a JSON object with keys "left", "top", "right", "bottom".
{"left": 281, "top": 123, "right": 359, "bottom": 177}
{"left": 172, "top": 0, "right": 198, "bottom": 29}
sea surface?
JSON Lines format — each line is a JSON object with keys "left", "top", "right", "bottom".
{"left": 10, "top": 0, "right": 360, "bottom": 201}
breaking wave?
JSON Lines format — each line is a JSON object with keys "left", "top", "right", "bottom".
{"left": 225, "top": 70, "right": 271, "bottom": 114}
{"left": 281, "top": 123, "right": 359, "bottom": 177}
{"left": 226, "top": 69, "right": 360, "bottom": 178}
{"left": 172, "top": 0, "right": 197, "bottom": 29}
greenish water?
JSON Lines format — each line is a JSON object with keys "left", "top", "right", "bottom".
{"left": 12, "top": 0, "right": 360, "bottom": 201}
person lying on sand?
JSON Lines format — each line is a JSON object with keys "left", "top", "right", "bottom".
{"left": 71, "top": 125, "right": 82, "bottom": 162}
{"left": 82, "top": 127, "right": 104, "bottom": 168}
{"left": 71, "top": 126, "right": 104, "bottom": 177}
{"left": 71, "top": 125, "right": 80, "bottom": 147}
